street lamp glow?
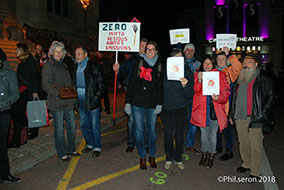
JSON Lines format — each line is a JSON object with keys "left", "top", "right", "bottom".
{"left": 80, "top": 0, "right": 90, "bottom": 10}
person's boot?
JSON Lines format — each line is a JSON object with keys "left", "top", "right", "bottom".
{"left": 149, "top": 157, "right": 157, "bottom": 168}
{"left": 219, "top": 150, "right": 233, "bottom": 161}
{"left": 140, "top": 158, "right": 147, "bottom": 170}
{"left": 199, "top": 152, "right": 208, "bottom": 167}
{"left": 206, "top": 153, "right": 215, "bottom": 168}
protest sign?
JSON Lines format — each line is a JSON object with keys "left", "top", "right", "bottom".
{"left": 216, "top": 34, "right": 237, "bottom": 50}
{"left": 202, "top": 71, "right": 220, "bottom": 95}
{"left": 98, "top": 22, "right": 141, "bottom": 52}
{"left": 169, "top": 28, "right": 190, "bottom": 45}
{"left": 167, "top": 57, "right": 184, "bottom": 81}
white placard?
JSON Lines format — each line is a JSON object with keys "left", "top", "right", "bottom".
{"left": 169, "top": 28, "right": 190, "bottom": 45}
{"left": 202, "top": 71, "right": 220, "bottom": 95}
{"left": 216, "top": 34, "right": 237, "bottom": 50}
{"left": 98, "top": 22, "right": 141, "bottom": 52}
{"left": 167, "top": 57, "right": 184, "bottom": 81}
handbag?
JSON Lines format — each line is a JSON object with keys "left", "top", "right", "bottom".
{"left": 59, "top": 87, "right": 78, "bottom": 99}
{"left": 8, "top": 123, "right": 27, "bottom": 145}
{"left": 26, "top": 98, "right": 48, "bottom": 128}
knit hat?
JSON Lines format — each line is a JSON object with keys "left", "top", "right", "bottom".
{"left": 184, "top": 43, "right": 195, "bottom": 52}
{"left": 0, "top": 48, "right": 7, "bottom": 62}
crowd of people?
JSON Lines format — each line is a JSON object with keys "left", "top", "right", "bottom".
{"left": 0, "top": 38, "right": 274, "bottom": 184}
{"left": 112, "top": 39, "right": 275, "bottom": 181}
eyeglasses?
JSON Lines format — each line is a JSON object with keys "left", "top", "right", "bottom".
{"left": 146, "top": 48, "right": 156, "bottom": 52}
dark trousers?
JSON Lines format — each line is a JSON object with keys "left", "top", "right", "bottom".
{"left": 162, "top": 107, "right": 188, "bottom": 162}
{"left": 0, "top": 110, "right": 11, "bottom": 178}
{"left": 216, "top": 121, "right": 234, "bottom": 151}
{"left": 11, "top": 91, "right": 28, "bottom": 144}
{"left": 102, "top": 86, "right": 110, "bottom": 110}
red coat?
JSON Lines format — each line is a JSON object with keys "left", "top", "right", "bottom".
{"left": 190, "top": 69, "right": 230, "bottom": 132}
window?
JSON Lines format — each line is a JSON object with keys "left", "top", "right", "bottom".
{"left": 47, "top": 0, "right": 69, "bottom": 17}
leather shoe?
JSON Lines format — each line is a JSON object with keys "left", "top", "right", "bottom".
{"left": 67, "top": 152, "right": 81, "bottom": 157}
{"left": 140, "top": 158, "right": 147, "bottom": 170}
{"left": 219, "top": 150, "right": 233, "bottom": 161}
{"left": 125, "top": 146, "right": 134, "bottom": 153}
{"left": 82, "top": 147, "right": 92, "bottom": 153}
{"left": 1, "top": 175, "right": 22, "bottom": 183}
{"left": 186, "top": 147, "right": 200, "bottom": 155}
{"left": 149, "top": 157, "right": 157, "bottom": 168}
{"left": 60, "top": 156, "right": 71, "bottom": 162}
{"left": 92, "top": 151, "right": 101, "bottom": 157}
{"left": 236, "top": 166, "right": 250, "bottom": 173}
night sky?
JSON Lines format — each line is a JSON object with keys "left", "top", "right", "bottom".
{"left": 99, "top": 0, "right": 202, "bottom": 57}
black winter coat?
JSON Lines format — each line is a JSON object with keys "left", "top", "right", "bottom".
{"left": 73, "top": 60, "right": 104, "bottom": 111}
{"left": 126, "top": 57, "right": 164, "bottom": 109}
{"left": 17, "top": 55, "right": 39, "bottom": 100}
{"left": 162, "top": 64, "right": 194, "bottom": 110}
{"left": 230, "top": 70, "right": 274, "bottom": 131}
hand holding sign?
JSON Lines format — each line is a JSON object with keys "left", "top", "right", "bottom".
{"left": 216, "top": 34, "right": 237, "bottom": 50}
{"left": 202, "top": 71, "right": 220, "bottom": 96}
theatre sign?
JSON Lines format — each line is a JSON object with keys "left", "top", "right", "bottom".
{"left": 208, "top": 36, "right": 265, "bottom": 43}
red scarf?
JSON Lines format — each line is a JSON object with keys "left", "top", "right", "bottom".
{"left": 140, "top": 66, "right": 152, "bottom": 81}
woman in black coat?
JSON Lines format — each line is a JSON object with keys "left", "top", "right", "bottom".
{"left": 15, "top": 43, "right": 40, "bottom": 139}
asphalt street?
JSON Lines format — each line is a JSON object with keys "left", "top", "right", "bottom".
{"left": 1, "top": 89, "right": 283, "bottom": 190}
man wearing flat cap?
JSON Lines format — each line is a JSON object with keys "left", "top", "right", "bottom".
{"left": 230, "top": 54, "right": 274, "bottom": 181}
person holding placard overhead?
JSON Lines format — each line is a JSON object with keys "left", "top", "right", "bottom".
{"left": 162, "top": 48, "right": 194, "bottom": 170}
{"left": 183, "top": 43, "right": 202, "bottom": 155}
{"left": 215, "top": 47, "right": 242, "bottom": 161}
{"left": 123, "top": 41, "right": 164, "bottom": 170}
{"left": 190, "top": 55, "right": 230, "bottom": 168}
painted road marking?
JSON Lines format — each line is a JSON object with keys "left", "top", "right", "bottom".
{"left": 56, "top": 127, "right": 127, "bottom": 190}
{"left": 69, "top": 156, "right": 166, "bottom": 190}
{"left": 57, "top": 139, "right": 86, "bottom": 190}
{"left": 261, "top": 146, "right": 279, "bottom": 190}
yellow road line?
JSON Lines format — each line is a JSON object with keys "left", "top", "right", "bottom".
{"left": 101, "top": 128, "right": 127, "bottom": 137}
{"left": 69, "top": 156, "right": 166, "bottom": 190}
{"left": 57, "top": 139, "right": 86, "bottom": 190}
{"left": 56, "top": 127, "right": 127, "bottom": 190}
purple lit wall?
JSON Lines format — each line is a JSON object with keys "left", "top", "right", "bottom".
{"left": 259, "top": 3, "right": 269, "bottom": 38}
{"left": 216, "top": 0, "right": 225, "bottom": 6}
{"left": 243, "top": 4, "right": 248, "bottom": 37}
{"left": 206, "top": 0, "right": 269, "bottom": 40}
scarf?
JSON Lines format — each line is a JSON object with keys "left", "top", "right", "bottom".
{"left": 142, "top": 54, "right": 158, "bottom": 67}
{"left": 185, "top": 57, "right": 196, "bottom": 73}
{"left": 217, "top": 65, "right": 227, "bottom": 71}
{"left": 234, "top": 69, "right": 260, "bottom": 119}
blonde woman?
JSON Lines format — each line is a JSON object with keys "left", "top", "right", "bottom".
{"left": 42, "top": 41, "right": 80, "bottom": 161}
{"left": 16, "top": 43, "right": 40, "bottom": 139}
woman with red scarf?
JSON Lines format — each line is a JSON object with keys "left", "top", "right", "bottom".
{"left": 123, "top": 41, "right": 164, "bottom": 170}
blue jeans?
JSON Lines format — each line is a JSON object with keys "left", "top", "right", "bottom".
{"left": 79, "top": 108, "right": 101, "bottom": 152}
{"left": 185, "top": 103, "right": 197, "bottom": 148}
{"left": 132, "top": 106, "right": 157, "bottom": 158}
{"left": 51, "top": 110, "right": 76, "bottom": 158}
{"left": 200, "top": 120, "right": 219, "bottom": 154}
{"left": 127, "top": 113, "right": 149, "bottom": 148}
